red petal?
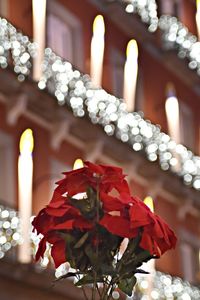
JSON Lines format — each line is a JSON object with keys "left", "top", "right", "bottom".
{"left": 51, "top": 239, "right": 66, "bottom": 268}
{"left": 99, "top": 214, "right": 137, "bottom": 238}
{"left": 35, "top": 237, "right": 47, "bottom": 261}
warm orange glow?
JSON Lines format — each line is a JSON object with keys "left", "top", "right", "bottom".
{"left": 123, "top": 39, "right": 138, "bottom": 112}
{"left": 90, "top": 15, "right": 105, "bottom": 87}
{"left": 73, "top": 158, "right": 84, "bottom": 170}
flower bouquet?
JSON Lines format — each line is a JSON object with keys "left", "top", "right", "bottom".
{"left": 32, "top": 161, "right": 176, "bottom": 300}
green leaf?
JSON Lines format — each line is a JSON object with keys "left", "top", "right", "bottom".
{"left": 75, "top": 274, "right": 103, "bottom": 286}
{"left": 118, "top": 276, "right": 137, "bottom": 296}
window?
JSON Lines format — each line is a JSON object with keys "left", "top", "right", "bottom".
{"left": 180, "top": 230, "right": 200, "bottom": 284}
{"left": 47, "top": 0, "right": 83, "bottom": 70}
{"left": 111, "top": 48, "right": 124, "bottom": 99}
{"left": 0, "top": 0, "right": 8, "bottom": 18}
{"left": 160, "top": 0, "right": 179, "bottom": 17}
{"left": 179, "top": 101, "right": 194, "bottom": 150}
{"left": 0, "top": 131, "right": 15, "bottom": 207}
{"left": 49, "top": 158, "right": 70, "bottom": 198}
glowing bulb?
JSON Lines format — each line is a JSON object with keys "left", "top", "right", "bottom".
{"left": 126, "top": 39, "right": 138, "bottom": 60}
{"left": 19, "top": 129, "right": 34, "bottom": 155}
{"left": 197, "top": 0, "right": 200, "bottom": 12}
{"left": 73, "top": 158, "right": 84, "bottom": 170}
{"left": 93, "top": 15, "right": 105, "bottom": 37}
{"left": 90, "top": 15, "right": 105, "bottom": 86}
{"left": 123, "top": 39, "right": 138, "bottom": 111}
{"left": 144, "top": 196, "right": 154, "bottom": 212}
{"left": 165, "top": 83, "right": 180, "bottom": 144}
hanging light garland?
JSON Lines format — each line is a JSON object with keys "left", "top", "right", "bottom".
{"left": 0, "top": 201, "right": 199, "bottom": 299}
{"left": 119, "top": 1, "right": 200, "bottom": 76}
{"left": 0, "top": 17, "right": 200, "bottom": 191}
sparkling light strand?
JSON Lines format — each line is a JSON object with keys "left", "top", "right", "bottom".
{"left": 0, "top": 18, "right": 200, "bottom": 190}
{"left": 0, "top": 202, "right": 198, "bottom": 299}
{"left": 120, "top": 1, "right": 200, "bottom": 76}
{"left": 0, "top": 202, "right": 199, "bottom": 299}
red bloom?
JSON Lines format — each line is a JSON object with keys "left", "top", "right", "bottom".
{"left": 32, "top": 161, "right": 177, "bottom": 269}
{"left": 129, "top": 196, "right": 177, "bottom": 256}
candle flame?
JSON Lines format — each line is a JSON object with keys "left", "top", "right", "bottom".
{"left": 126, "top": 39, "right": 138, "bottom": 60}
{"left": 19, "top": 129, "right": 34, "bottom": 155}
{"left": 197, "top": 0, "right": 200, "bottom": 12}
{"left": 93, "top": 15, "right": 105, "bottom": 37}
{"left": 73, "top": 158, "right": 84, "bottom": 170}
{"left": 144, "top": 196, "right": 154, "bottom": 212}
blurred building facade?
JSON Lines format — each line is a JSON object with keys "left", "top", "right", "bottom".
{"left": 0, "top": 0, "right": 200, "bottom": 299}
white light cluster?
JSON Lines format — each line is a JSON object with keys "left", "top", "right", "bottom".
{"left": 0, "top": 203, "right": 199, "bottom": 298}
{"left": 134, "top": 272, "right": 200, "bottom": 300}
{"left": 120, "top": 1, "right": 200, "bottom": 76}
{"left": 38, "top": 49, "right": 200, "bottom": 190}
{"left": 122, "top": 0, "right": 158, "bottom": 32}
{"left": 159, "top": 16, "right": 200, "bottom": 75}
{"left": 0, "top": 18, "right": 200, "bottom": 191}
{"left": 0, "top": 204, "right": 21, "bottom": 259}
{"left": 0, "top": 18, "right": 37, "bottom": 81}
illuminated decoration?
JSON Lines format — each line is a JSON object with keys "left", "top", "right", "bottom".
{"left": 32, "top": 0, "right": 47, "bottom": 81}
{"left": 0, "top": 18, "right": 37, "bottom": 81}
{"left": 123, "top": 39, "right": 138, "bottom": 112}
{"left": 165, "top": 83, "right": 180, "bottom": 144}
{"left": 90, "top": 15, "right": 105, "bottom": 87}
{"left": 0, "top": 18, "right": 200, "bottom": 191}
{"left": 18, "top": 129, "right": 34, "bottom": 263}
{"left": 144, "top": 196, "right": 154, "bottom": 212}
{"left": 73, "top": 159, "right": 86, "bottom": 199}
{"left": 122, "top": 0, "right": 158, "bottom": 32}
{"left": 119, "top": 1, "right": 200, "bottom": 76}
{"left": 196, "top": 0, "right": 200, "bottom": 39}
{"left": 73, "top": 158, "right": 84, "bottom": 170}
{"left": 0, "top": 202, "right": 197, "bottom": 298}
{"left": 135, "top": 272, "right": 200, "bottom": 300}
{"left": 0, "top": 204, "right": 21, "bottom": 259}
{"left": 143, "top": 196, "right": 155, "bottom": 298}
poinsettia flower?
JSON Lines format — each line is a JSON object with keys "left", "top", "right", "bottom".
{"left": 99, "top": 214, "right": 138, "bottom": 238}
{"left": 32, "top": 161, "right": 177, "bottom": 272}
{"left": 129, "top": 196, "right": 177, "bottom": 256}
{"left": 36, "top": 232, "right": 66, "bottom": 268}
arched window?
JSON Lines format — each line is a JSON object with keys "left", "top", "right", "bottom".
{"left": 0, "top": 131, "right": 15, "bottom": 207}
{"left": 47, "top": 0, "right": 84, "bottom": 70}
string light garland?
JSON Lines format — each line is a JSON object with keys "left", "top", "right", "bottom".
{"left": 0, "top": 201, "right": 197, "bottom": 299}
{"left": 0, "top": 17, "right": 200, "bottom": 191}
{"left": 123, "top": 0, "right": 158, "bottom": 33}
{"left": 120, "top": 0, "right": 200, "bottom": 76}
{"left": 0, "top": 204, "right": 21, "bottom": 259}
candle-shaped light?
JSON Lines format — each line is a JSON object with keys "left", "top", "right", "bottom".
{"left": 123, "top": 39, "right": 138, "bottom": 112}
{"left": 196, "top": 0, "right": 200, "bottom": 39}
{"left": 73, "top": 159, "right": 85, "bottom": 199}
{"left": 143, "top": 196, "right": 155, "bottom": 297}
{"left": 18, "top": 129, "right": 34, "bottom": 263}
{"left": 165, "top": 83, "right": 180, "bottom": 144}
{"left": 73, "top": 158, "right": 84, "bottom": 170}
{"left": 144, "top": 196, "right": 154, "bottom": 213}
{"left": 32, "top": 0, "right": 47, "bottom": 81}
{"left": 90, "top": 15, "right": 105, "bottom": 87}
